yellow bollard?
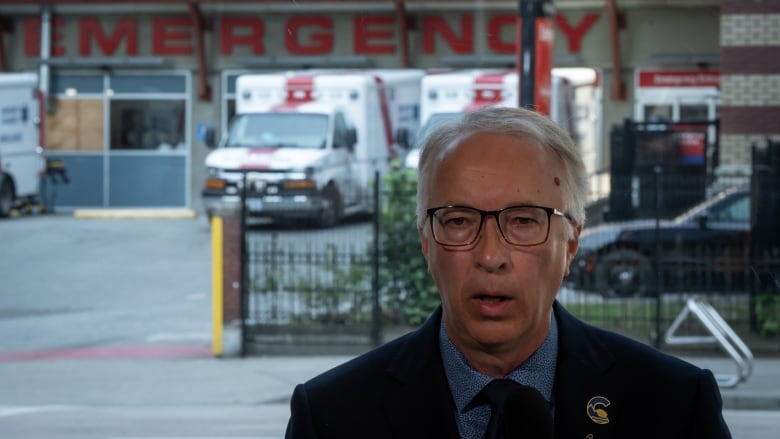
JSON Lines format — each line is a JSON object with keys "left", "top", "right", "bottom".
{"left": 211, "top": 215, "right": 224, "bottom": 356}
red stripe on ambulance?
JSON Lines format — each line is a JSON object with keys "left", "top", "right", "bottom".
{"left": 272, "top": 75, "right": 315, "bottom": 111}
{"left": 373, "top": 75, "right": 396, "bottom": 158}
{"left": 464, "top": 72, "right": 509, "bottom": 111}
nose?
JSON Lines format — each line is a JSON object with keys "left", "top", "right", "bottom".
{"left": 474, "top": 215, "right": 509, "bottom": 272}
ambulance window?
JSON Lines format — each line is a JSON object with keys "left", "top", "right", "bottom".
{"left": 333, "top": 113, "right": 350, "bottom": 149}
{"left": 680, "top": 104, "right": 709, "bottom": 122}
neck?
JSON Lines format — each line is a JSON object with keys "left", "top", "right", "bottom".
{"left": 453, "top": 326, "right": 550, "bottom": 378}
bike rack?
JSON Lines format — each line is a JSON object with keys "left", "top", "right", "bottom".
{"left": 663, "top": 296, "right": 754, "bottom": 388}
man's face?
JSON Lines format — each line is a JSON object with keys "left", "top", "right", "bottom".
{"left": 420, "top": 131, "right": 580, "bottom": 361}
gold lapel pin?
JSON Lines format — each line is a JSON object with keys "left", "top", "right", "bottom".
{"left": 586, "top": 396, "right": 611, "bottom": 425}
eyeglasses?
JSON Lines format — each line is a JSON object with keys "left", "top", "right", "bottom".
{"left": 426, "top": 204, "right": 572, "bottom": 247}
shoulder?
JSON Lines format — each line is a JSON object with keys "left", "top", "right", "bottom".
{"left": 596, "top": 324, "right": 703, "bottom": 377}
{"left": 286, "top": 321, "right": 442, "bottom": 435}
{"left": 303, "top": 331, "right": 412, "bottom": 393}
{"left": 553, "top": 303, "right": 731, "bottom": 437}
{"left": 554, "top": 302, "right": 706, "bottom": 381}
{"left": 302, "top": 308, "right": 444, "bottom": 394}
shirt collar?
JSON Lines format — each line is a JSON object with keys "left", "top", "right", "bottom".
{"left": 439, "top": 310, "right": 559, "bottom": 414}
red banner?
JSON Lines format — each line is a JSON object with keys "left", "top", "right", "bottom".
{"left": 534, "top": 18, "right": 554, "bottom": 116}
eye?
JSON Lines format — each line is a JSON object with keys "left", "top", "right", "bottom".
{"left": 438, "top": 209, "right": 479, "bottom": 228}
{"left": 503, "top": 208, "right": 544, "bottom": 228}
{"left": 506, "top": 215, "right": 537, "bottom": 227}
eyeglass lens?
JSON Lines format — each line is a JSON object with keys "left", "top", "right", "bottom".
{"left": 431, "top": 206, "right": 551, "bottom": 246}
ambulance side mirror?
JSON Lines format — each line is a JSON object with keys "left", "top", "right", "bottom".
{"left": 198, "top": 123, "right": 217, "bottom": 149}
{"left": 395, "top": 127, "right": 411, "bottom": 149}
{"left": 345, "top": 128, "right": 357, "bottom": 153}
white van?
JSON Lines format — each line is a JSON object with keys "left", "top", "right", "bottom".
{"left": 0, "top": 73, "right": 45, "bottom": 217}
{"left": 202, "top": 69, "right": 423, "bottom": 226}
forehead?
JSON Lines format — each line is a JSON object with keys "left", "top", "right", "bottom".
{"left": 431, "top": 131, "right": 564, "bottom": 207}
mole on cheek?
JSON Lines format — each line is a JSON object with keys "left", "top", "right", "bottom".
{"left": 554, "top": 177, "right": 561, "bottom": 186}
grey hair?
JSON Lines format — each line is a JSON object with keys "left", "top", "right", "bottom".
{"left": 416, "top": 106, "right": 588, "bottom": 232}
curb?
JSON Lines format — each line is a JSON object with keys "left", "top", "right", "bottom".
{"left": 721, "top": 394, "right": 780, "bottom": 411}
{"left": 73, "top": 209, "right": 198, "bottom": 220}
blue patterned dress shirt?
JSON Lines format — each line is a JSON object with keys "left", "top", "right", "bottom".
{"left": 439, "top": 311, "right": 559, "bottom": 438}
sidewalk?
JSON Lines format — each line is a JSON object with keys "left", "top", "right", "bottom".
{"left": 0, "top": 353, "right": 777, "bottom": 411}
{"left": 683, "top": 356, "right": 780, "bottom": 410}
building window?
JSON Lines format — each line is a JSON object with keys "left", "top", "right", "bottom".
{"left": 45, "top": 98, "right": 105, "bottom": 151}
{"left": 46, "top": 74, "right": 104, "bottom": 151}
{"left": 110, "top": 99, "right": 185, "bottom": 150}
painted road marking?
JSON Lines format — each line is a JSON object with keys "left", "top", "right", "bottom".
{"left": 0, "top": 405, "right": 79, "bottom": 417}
{"left": 0, "top": 344, "right": 211, "bottom": 361}
{"left": 145, "top": 332, "right": 211, "bottom": 342}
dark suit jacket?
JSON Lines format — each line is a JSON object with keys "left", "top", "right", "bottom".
{"left": 286, "top": 301, "right": 732, "bottom": 438}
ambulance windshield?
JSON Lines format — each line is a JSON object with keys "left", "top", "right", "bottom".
{"left": 225, "top": 113, "right": 329, "bottom": 149}
{"left": 418, "top": 112, "right": 463, "bottom": 144}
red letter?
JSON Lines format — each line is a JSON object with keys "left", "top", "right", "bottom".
{"left": 79, "top": 17, "right": 137, "bottom": 56}
{"left": 487, "top": 14, "right": 517, "bottom": 54}
{"left": 24, "top": 17, "right": 66, "bottom": 56}
{"left": 220, "top": 17, "right": 264, "bottom": 55}
{"left": 286, "top": 16, "right": 333, "bottom": 55}
{"left": 23, "top": 18, "right": 41, "bottom": 56}
{"left": 354, "top": 15, "right": 395, "bottom": 54}
{"left": 152, "top": 17, "right": 193, "bottom": 56}
{"left": 556, "top": 13, "right": 600, "bottom": 53}
{"left": 422, "top": 15, "right": 473, "bottom": 54}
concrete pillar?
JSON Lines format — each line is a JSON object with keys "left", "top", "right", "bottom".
{"left": 220, "top": 215, "right": 243, "bottom": 356}
{"left": 716, "top": 0, "right": 780, "bottom": 189}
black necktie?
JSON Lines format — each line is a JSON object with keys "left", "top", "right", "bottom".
{"left": 472, "top": 379, "right": 553, "bottom": 439}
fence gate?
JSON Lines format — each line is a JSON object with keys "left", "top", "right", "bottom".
{"left": 607, "top": 119, "right": 718, "bottom": 222}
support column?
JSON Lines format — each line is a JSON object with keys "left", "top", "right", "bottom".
{"left": 211, "top": 213, "right": 243, "bottom": 357}
{"left": 716, "top": 0, "right": 780, "bottom": 188}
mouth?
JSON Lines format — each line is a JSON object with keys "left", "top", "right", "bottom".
{"left": 474, "top": 293, "right": 511, "bottom": 303}
{"left": 471, "top": 292, "right": 514, "bottom": 316}
{"left": 471, "top": 291, "right": 514, "bottom": 318}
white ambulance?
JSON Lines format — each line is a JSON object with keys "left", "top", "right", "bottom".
{"left": 203, "top": 69, "right": 423, "bottom": 226}
{"left": 0, "top": 73, "right": 45, "bottom": 218}
{"left": 404, "top": 68, "right": 600, "bottom": 171}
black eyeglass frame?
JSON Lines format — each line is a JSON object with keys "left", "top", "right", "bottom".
{"left": 426, "top": 204, "right": 574, "bottom": 247}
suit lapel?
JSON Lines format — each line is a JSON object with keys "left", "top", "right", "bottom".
{"left": 376, "top": 303, "right": 627, "bottom": 438}
{"left": 553, "top": 302, "right": 621, "bottom": 439}
{"left": 382, "top": 308, "right": 460, "bottom": 438}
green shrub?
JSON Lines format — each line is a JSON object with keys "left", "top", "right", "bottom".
{"left": 755, "top": 292, "right": 780, "bottom": 336}
{"left": 377, "top": 164, "right": 439, "bottom": 326}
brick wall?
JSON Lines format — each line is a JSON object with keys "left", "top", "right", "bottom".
{"left": 719, "top": 0, "right": 780, "bottom": 174}
{"left": 221, "top": 216, "right": 243, "bottom": 322}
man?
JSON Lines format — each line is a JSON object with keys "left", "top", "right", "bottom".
{"left": 285, "top": 106, "right": 732, "bottom": 438}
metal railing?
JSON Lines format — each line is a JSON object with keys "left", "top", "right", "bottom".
{"left": 664, "top": 297, "right": 754, "bottom": 388}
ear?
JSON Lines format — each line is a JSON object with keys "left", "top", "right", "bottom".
{"left": 564, "top": 223, "right": 581, "bottom": 276}
{"left": 419, "top": 226, "right": 432, "bottom": 273}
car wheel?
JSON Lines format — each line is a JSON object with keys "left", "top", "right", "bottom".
{"left": 594, "top": 249, "right": 652, "bottom": 298}
{"left": 317, "top": 184, "right": 342, "bottom": 228}
{"left": 0, "top": 178, "right": 13, "bottom": 218}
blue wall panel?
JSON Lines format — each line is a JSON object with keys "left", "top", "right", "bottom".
{"left": 108, "top": 155, "right": 186, "bottom": 207}
{"left": 42, "top": 154, "right": 104, "bottom": 208}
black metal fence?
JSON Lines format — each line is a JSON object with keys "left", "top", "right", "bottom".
{"left": 238, "top": 161, "right": 780, "bottom": 355}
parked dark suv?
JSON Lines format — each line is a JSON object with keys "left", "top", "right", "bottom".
{"left": 565, "top": 185, "right": 752, "bottom": 297}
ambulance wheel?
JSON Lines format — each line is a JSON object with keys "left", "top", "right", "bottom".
{"left": 0, "top": 178, "right": 13, "bottom": 218}
{"left": 318, "top": 185, "right": 342, "bottom": 228}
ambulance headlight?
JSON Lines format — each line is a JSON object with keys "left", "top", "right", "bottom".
{"left": 206, "top": 167, "right": 220, "bottom": 177}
